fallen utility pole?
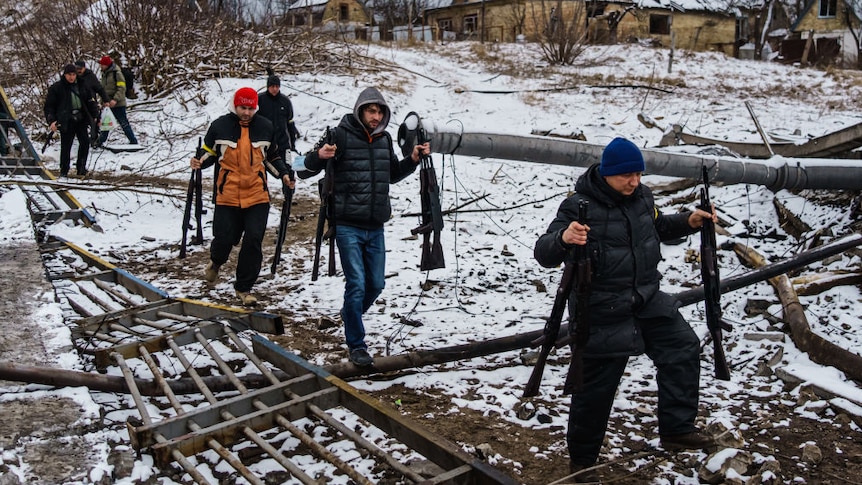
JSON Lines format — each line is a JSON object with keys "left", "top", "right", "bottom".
{"left": 416, "top": 119, "right": 862, "bottom": 190}
{"left": 3, "top": 235, "right": 860, "bottom": 393}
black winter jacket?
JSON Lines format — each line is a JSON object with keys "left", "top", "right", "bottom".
{"left": 257, "top": 91, "right": 300, "bottom": 151}
{"left": 78, "top": 68, "right": 108, "bottom": 103}
{"left": 44, "top": 78, "right": 100, "bottom": 132}
{"left": 299, "top": 87, "right": 417, "bottom": 230}
{"left": 534, "top": 164, "right": 697, "bottom": 357}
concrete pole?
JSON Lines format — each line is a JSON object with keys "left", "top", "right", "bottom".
{"left": 418, "top": 120, "right": 862, "bottom": 190}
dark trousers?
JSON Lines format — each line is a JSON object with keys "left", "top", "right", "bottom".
{"left": 59, "top": 121, "right": 90, "bottom": 175}
{"left": 209, "top": 203, "right": 269, "bottom": 292}
{"left": 567, "top": 310, "right": 700, "bottom": 466}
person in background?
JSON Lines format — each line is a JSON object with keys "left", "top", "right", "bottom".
{"left": 97, "top": 55, "right": 138, "bottom": 146}
{"left": 533, "top": 137, "right": 718, "bottom": 482}
{"left": 190, "top": 87, "right": 293, "bottom": 306}
{"left": 257, "top": 74, "right": 301, "bottom": 164}
{"left": 0, "top": 100, "right": 10, "bottom": 156}
{"left": 297, "top": 87, "right": 429, "bottom": 367}
{"left": 43, "top": 64, "right": 100, "bottom": 177}
{"left": 74, "top": 60, "right": 108, "bottom": 104}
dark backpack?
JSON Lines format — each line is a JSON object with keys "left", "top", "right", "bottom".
{"left": 118, "top": 67, "right": 137, "bottom": 99}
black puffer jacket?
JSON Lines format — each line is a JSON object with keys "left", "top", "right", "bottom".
{"left": 43, "top": 78, "right": 100, "bottom": 132}
{"left": 534, "top": 164, "right": 697, "bottom": 358}
{"left": 300, "top": 87, "right": 417, "bottom": 230}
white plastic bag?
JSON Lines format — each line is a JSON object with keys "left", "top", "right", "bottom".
{"left": 99, "top": 109, "right": 117, "bottom": 132}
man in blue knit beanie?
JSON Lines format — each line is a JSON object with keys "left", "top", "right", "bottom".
{"left": 534, "top": 137, "right": 718, "bottom": 481}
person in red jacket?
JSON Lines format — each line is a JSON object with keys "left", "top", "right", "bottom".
{"left": 190, "top": 87, "right": 294, "bottom": 306}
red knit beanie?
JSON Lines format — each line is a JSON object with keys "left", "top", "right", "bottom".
{"left": 99, "top": 55, "right": 113, "bottom": 66}
{"left": 233, "top": 87, "right": 258, "bottom": 109}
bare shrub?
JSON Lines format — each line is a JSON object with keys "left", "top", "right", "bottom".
{"left": 0, "top": 0, "right": 355, "bottom": 129}
{"left": 529, "top": 0, "right": 587, "bottom": 65}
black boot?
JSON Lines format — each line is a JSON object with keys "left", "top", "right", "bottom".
{"left": 568, "top": 463, "right": 600, "bottom": 483}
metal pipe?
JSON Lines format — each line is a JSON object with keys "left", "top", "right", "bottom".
{"left": 419, "top": 120, "right": 862, "bottom": 190}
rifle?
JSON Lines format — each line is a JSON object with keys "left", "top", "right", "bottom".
{"left": 700, "top": 166, "right": 732, "bottom": 380}
{"left": 524, "top": 199, "right": 589, "bottom": 398}
{"left": 271, "top": 178, "right": 294, "bottom": 274}
{"left": 563, "top": 200, "right": 591, "bottom": 394}
{"left": 180, "top": 137, "right": 203, "bottom": 259}
{"left": 409, "top": 116, "right": 445, "bottom": 271}
{"left": 41, "top": 127, "right": 57, "bottom": 154}
{"left": 193, "top": 158, "right": 204, "bottom": 246}
{"left": 312, "top": 127, "right": 337, "bottom": 281}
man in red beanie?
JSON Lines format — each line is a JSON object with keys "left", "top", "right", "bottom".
{"left": 190, "top": 87, "right": 293, "bottom": 306}
{"left": 534, "top": 137, "right": 718, "bottom": 482}
{"left": 97, "top": 55, "right": 138, "bottom": 147}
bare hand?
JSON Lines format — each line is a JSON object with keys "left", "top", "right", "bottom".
{"left": 282, "top": 174, "right": 295, "bottom": 189}
{"left": 562, "top": 221, "right": 590, "bottom": 246}
{"left": 411, "top": 142, "right": 431, "bottom": 163}
{"left": 190, "top": 157, "right": 201, "bottom": 170}
{"left": 318, "top": 143, "right": 337, "bottom": 160}
{"left": 688, "top": 206, "right": 717, "bottom": 229}
{"left": 49, "top": 122, "right": 57, "bottom": 132}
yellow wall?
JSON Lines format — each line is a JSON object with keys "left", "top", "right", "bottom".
{"left": 425, "top": 0, "right": 748, "bottom": 54}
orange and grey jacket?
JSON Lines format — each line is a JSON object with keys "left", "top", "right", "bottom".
{"left": 198, "top": 112, "right": 288, "bottom": 208}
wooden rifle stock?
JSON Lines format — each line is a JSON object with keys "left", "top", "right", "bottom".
{"left": 524, "top": 200, "right": 588, "bottom": 397}
{"left": 523, "top": 261, "right": 577, "bottom": 398}
{"left": 700, "top": 166, "right": 732, "bottom": 380}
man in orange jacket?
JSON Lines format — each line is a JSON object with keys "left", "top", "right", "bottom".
{"left": 191, "top": 87, "right": 294, "bottom": 306}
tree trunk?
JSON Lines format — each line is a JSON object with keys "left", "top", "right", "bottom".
{"left": 733, "top": 244, "right": 862, "bottom": 383}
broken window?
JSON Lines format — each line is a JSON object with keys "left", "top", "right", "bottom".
{"left": 586, "top": 1, "right": 607, "bottom": 18}
{"left": 438, "top": 18, "right": 453, "bottom": 32}
{"left": 464, "top": 14, "right": 478, "bottom": 33}
{"left": 818, "top": 0, "right": 837, "bottom": 17}
{"left": 339, "top": 4, "right": 349, "bottom": 21}
{"left": 649, "top": 14, "right": 671, "bottom": 35}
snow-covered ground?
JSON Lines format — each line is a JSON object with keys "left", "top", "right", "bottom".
{"left": 2, "top": 41, "right": 862, "bottom": 484}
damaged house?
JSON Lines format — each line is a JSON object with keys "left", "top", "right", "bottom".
{"left": 787, "top": 0, "right": 862, "bottom": 66}
{"left": 283, "top": 0, "right": 371, "bottom": 38}
{"left": 421, "top": 0, "right": 786, "bottom": 59}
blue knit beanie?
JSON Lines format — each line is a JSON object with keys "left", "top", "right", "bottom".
{"left": 600, "top": 137, "right": 645, "bottom": 176}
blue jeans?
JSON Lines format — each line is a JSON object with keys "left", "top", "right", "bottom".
{"left": 98, "top": 106, "right": 138, "bottom": 145}
{"left": 335, "top": 225, "right": 386, "bottom": 350}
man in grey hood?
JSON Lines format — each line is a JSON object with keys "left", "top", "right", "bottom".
{"left": 299, "top": 87, "right": 430, "bottom": 367}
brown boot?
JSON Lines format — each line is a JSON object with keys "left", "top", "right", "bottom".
{"left": 568, "top": 463, "right": 600, "bottom": 483}
{"left": 660, "top": 429, "right": 717, "bottom": 451}
{"left": 204, "top": 261, "right": 220, "bottom": 286}
{"left": 235, "top": 290, "right": 257, "bottom": 306}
